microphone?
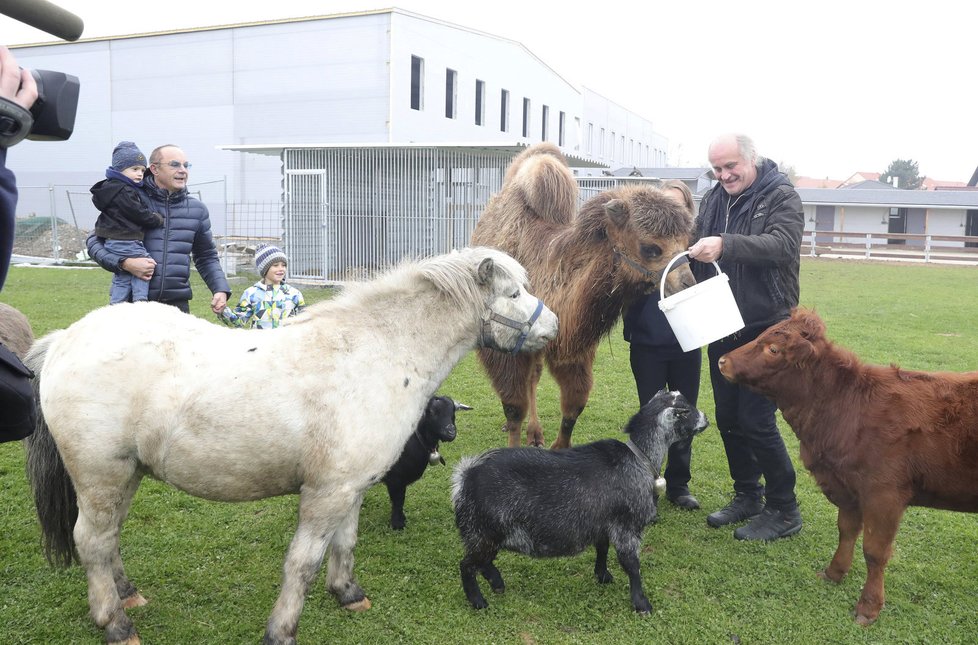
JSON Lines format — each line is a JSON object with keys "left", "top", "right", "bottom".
{"left": 0, "top": 0, "right": 84, "bottom": 42}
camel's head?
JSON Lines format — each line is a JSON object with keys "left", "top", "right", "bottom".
{"left": 603, "top": 185, "right": 695, "bottom": 298}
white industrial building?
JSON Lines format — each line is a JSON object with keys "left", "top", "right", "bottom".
{"left": 9, "top": 8, "right": 671, "bottom": 278}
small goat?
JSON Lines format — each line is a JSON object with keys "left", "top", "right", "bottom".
{"left": 383, "top": 395, "right": 472, "bottom": 530}
{"left": 451, "top": 390, "right": 708, "bottom": 613}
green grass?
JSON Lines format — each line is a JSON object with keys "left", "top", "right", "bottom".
{"left": 1, "top": 258, "right": 977, "bottom": 644}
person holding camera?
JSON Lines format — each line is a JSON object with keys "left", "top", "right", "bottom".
{"left": 86, "top": 144, "right": 231, "bottom": 315}
{"left": 0, "top": 45, "right": 38, "bottom": 291}
{"left": 0, "top": 45, "right": 39, "bottom": 444}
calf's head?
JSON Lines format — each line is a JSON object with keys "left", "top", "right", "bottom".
{"left": 718, "top": 308, "right": 827, "bottom": 392}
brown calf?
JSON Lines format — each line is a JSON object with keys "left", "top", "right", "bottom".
{"left": 718, "top": 308, "right": 978, "bottom": 625}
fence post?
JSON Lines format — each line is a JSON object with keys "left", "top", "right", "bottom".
{"left": 48, "top": 183, "right": 60, "bottom": 262}
{"left": 865, "top": 233, "right": 871, "bottom": 259}
{"left": 924, "top": 235, "right": 931, "bottom": 263}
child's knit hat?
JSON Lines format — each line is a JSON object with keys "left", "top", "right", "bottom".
{"left": 255, "top": 243, "right": 288, "bottom": 277}
{"left": 111, "top": 141, "right": 147, "bottom": 171}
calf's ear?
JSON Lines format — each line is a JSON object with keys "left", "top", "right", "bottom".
{"left": 784, "top": 335, "right": 815, "bottom": 365}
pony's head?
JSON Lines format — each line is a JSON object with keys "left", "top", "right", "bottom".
{"left": 422, "top": 247, "right": 558, "bottom": 354}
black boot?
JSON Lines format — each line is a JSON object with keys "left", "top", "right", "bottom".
{"left": 706, "top": 493, "right": 763, "bottom": 528}
{"left": 734, "top": 506, "right": 802, "bottom": 541}
{"left": 667, "top": 490, "right": 700, "bottom": 510}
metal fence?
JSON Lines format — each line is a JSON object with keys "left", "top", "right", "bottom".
{"left": 10, "top": 172, "right": 978, "bottom": 282}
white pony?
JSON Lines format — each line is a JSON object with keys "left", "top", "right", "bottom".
{"left": 24, "top": 247, "right": 557, "bottom": 645}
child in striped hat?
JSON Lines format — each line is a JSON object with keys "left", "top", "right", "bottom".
{"left": 219, "top": 243, "right": 305, "bottom": 329}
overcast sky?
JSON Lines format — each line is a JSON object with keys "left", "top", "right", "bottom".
{"left": 3, "top": 0, "right": 974, "bottom": 182}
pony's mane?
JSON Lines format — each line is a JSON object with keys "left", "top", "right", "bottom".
{"left": 421, "top": 247, "right": 528, "bottom": 305}
{"left": 295, "top": 247, "right": 526, "bottom": 321}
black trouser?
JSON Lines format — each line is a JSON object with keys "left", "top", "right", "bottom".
{"left": 629, "top": 343, "right": 701, "bottom": 495}
{"left": 708, "top": 332, "right": 797, "bottom": 511}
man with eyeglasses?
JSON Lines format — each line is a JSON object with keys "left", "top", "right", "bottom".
{"left": 87, "top": 144, "right": 230, "bottom": 314}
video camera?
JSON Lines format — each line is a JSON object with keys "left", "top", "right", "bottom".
{"left": 0, "top": 70, "right": 80, "bottom": 146}
{"left": 0, "top": 0, "right": 83, "bottom": 147}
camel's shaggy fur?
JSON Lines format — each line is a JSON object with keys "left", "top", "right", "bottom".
{"left": 472, "top": 143, "right": 696, "bottom": 447}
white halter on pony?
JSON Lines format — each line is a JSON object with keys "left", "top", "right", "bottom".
{"left": 25, "top": 247, "right": 557, "bottom": 645}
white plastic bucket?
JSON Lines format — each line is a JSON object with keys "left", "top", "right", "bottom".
{"left": 657, "top": 251, "right": 745, "bottom": 352}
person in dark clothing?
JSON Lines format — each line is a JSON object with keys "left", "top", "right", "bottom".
{"left": 0, "top": 45, "right": 38, "bottom": 291}
{"left": 86, "top": 144, "right": 230, "bottom": 314}
{"left": 622, "top": 180, "right": 702, "bottom": 510}
{"left": 90, "top": 141, "right": 164, "bottom": 303}
{"left": 0, "top": 45, "right": 39, "bottom": 444}
{"left": 688, "top": 133, "right": 804, "bottom": 541}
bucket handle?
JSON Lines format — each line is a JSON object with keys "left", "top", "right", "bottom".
{"left": 660, "top": 251, "right": 723, "bottom": 301}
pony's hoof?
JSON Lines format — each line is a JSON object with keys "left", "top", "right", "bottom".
{"left": 107, "top": 635, "right": 141, "bottom": 645}
{"left": 343, "top": 597, "right": 372, "bottom": 612}
{"left": 122, "top": 592, "right": 148, "bottom": 609}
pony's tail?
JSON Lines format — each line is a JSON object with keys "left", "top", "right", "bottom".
{"left": 506, "top": 143, "right": 578, "bottom": 225}
{"left": 23, "top": 330, "right": 79, "bottom": 568}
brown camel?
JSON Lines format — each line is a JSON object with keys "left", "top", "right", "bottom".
{"left": 472, "top": 143, "right": 695, "bottom": 448}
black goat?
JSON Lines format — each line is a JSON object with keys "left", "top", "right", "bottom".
{"left": 450, "top": 390, "right": 708, "bottom": 613}
{"left": 383, "top": 395, "right": 472, "bottom": 530}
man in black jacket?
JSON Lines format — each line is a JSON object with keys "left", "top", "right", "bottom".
{"left": 688, "top": 133, "right": 804, "bottom": 541}
{"left": 87, "top": 144, "right": 230, "bottom": 314}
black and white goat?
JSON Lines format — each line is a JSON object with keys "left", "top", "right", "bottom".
{"left": 450, "top": 390, "right": 708, "bottom": 614}
{"left": 383, "top": 395, "right": 472, "bottom": 530}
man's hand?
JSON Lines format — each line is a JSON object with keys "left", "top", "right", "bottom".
{"left": 688, "top": 236, "right": 724, "bottom": 263}
{"left": 211, "top": 292, "right": 228, "bottom": 314}
{"left": 0, "top": 46, "right": 37, "bottom": 111}
{"left": 120, "top": 256, "right": 157, "bottom": 281}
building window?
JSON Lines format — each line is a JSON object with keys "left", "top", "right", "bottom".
{"left": 558, "top": 111, "right": 566, "bottom": 147}
{"left": 522, "top": 98, "right": 530, "bottom": 138}
{"left": 599, "top": 127, "right": 605, "bottom": 157}
{"left": 500, "top": 89, "right": 510, "bottom": 132}
{"left": 410, "top": 56, "right": 424, "bottom": 111}
{"left": 586, "top": 123, "right": 594, "bottom": 154}
{"left": 541, "top": 105, "right": 549, "bottom": 141}
{"left": 445, "top": 69, "right": 457, "bottom": 119}
{"left": 475, "top": 80, "right": 486, "bottom": 126}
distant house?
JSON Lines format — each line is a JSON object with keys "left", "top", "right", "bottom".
{"left": 922, "top": 177, "right": 968, "bottom": 190}
{"left": 798, "top": 187, "right": 978, "bottom": 250}
{"left": 840, "top": 171, "right": 882, "bottom": 187}
{"left": 794, "top": 176, "right": 843, "bottom": 189}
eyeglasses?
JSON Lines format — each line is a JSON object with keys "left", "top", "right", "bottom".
{"left": 154, "top": 161, "right": 192, "bottom": 169}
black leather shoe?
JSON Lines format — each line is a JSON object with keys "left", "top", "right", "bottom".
{"left": 706, "top": 493, "right": 763, "bottom": 528}
{"left": 734, "top": 506, "right": 802, "bottom": 541}
{"left": 667, "top": 493, "right": 700, "bottom": 510}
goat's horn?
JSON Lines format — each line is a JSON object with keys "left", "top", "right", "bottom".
{"left": 455, "top": 402, "right": 474, "bottom": 411}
